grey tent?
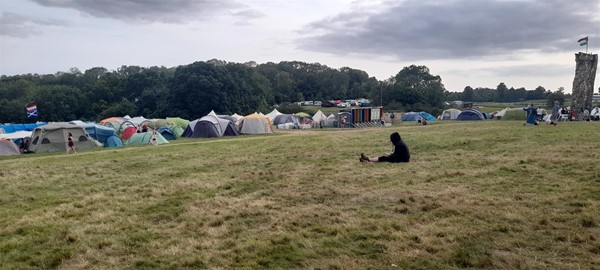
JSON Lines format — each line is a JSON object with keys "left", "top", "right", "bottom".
{"left": 0, "top": 139, "right": 20, "bottom": 156}
{"left": 28, "top": 123, "right": 99, "bottom": 153}
{"left": 184, "top": 115, "right": 239, "bottom": 138}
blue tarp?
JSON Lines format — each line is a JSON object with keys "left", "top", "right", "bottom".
{"left": 0, "top": 123, "right": 47, "bottom": 133}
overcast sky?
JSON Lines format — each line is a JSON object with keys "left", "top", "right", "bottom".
{"left": 1, "top": 0, "right": 598, "bottom": 92}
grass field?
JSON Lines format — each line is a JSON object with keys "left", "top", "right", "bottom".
{"left": 1, "top": 121, "right": 599, "bottom": 269}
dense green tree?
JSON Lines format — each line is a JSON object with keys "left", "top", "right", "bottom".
{"left": 376, "top": 65, "right": 445, "bottom": 113}
{"left": 546, "top": 87, "right": 566, "bottom": 107}
{"left": 462, "top": 86, "right": 474, "bottom": 102}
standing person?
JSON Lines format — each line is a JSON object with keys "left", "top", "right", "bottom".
{"left": 360, "top": 132, "right": 410, "bottom": 163}
{"left": 523, "top": 103, "right": 538, "bottom": 125}
{"left": 66, "top": 132, "right": 76, "bottom": 154}
{"left": 550, "top": 101, "right": 560, "bottom": 126}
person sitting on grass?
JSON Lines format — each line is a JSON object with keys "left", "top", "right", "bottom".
{"left": 360, "top": 132, "right": 410, "bottom": 163}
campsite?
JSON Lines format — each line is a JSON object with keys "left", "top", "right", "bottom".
{"left": 1, "top": 120, "right": 598, "bottom": 269}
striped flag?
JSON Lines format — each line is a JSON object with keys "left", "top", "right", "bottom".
{"left": 26, "top": 102, "right": 38, "bottom": 118}
{"left": 578, "top": 36, "right": 588, "bottom": 46}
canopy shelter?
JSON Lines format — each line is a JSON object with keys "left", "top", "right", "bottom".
{"left": 28, "top": 123, "right": 100, "bottom": 153}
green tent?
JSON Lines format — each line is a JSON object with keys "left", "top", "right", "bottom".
{"left": 123, "top": 132, "right": 169, "bottom": 146}
{"left": 166, "top": 117, "right": 189, "bottom": 130}
{"left": 496, "top": 108, "right": 527, "bottom": 120}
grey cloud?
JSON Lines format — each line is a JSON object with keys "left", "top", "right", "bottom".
{"left": 0, "top": 12, "right": 70, "bottom": 38}
{"left": 31, "top": 0, "right": 251, "bottom": 23}
{"left": 300, "top": 0, "right": 600, "bottom": 60}
{"left": 231, "top": 9, "right": 265, "bottom": 25}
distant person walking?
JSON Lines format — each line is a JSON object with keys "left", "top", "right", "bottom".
{"left": 523, "top": 103, "right": 538, "bottom": 125}
{"left": 550, "top": 101, "right": 560, "bottom": 126}
{"left": 360, "top": 132, "right": 410, "bottom": 163}
{"left": 66, "top": 132, "right": 76, "bottom": 154}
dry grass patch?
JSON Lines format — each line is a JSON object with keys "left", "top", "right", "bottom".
{"left": 1, "top": 121, "right": 599, "bottom": 269}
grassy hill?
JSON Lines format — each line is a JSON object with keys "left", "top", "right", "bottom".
{"left": 1, "top": 121, "right": 599, "bottom": 269}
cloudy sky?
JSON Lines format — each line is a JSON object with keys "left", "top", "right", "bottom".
{"left": 1, "top": 0, "right": 598, "bottom": 92}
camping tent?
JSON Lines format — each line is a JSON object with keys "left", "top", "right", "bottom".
{"left": 71, "top": 121, "right": 121, "bottom": 147}
{"left": 166, "top": 117, "right": 190, "bottom": 130}
{"left": 496, "top": 107, "right": 527, "bottom": 120}
{"left": 272, "top": 114, "right": 299, "bottom": 125}
{"left": 325, "top": 114, "right": 336, "bottom": 127}
{"left": 28, "top": 123, "right": 99, "bottom": 153}
{"left": 240, "top": 113, "right": 273, "bottom": 134}
{"left": 266, "top": 109, "right": 283, "bottom": 121}
{"left": 440, "top": 109, "right": 461, "bottom": 120}
{"left": 157, "top": 126, "right": 177, "bottom": 140}
{"left": 183, "top": 115, "right": 239, "bottom": 138}
{"left": 0, "top": 139, "right": 20, "bottom": 156}
{"left": 402, "top": 112, "right": 436, "bottom": 122}
{"left": 123, "top": 132, "right": 169, "bottom": 146}
{"left": 456, "top": 109, "right": 486, "bottom": 120}
{"left": 312, "top": 110, "right": 327, "bottom": 126}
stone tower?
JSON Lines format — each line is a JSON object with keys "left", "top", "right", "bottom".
{"left": 571, "top": 53, "right": 598, "bottom": 112}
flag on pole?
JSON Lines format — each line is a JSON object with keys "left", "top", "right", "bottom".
{"left": 578, "top": 36, "right": 588, "bottom": 46}
{"left": 26, "top": 102, "right": 38, "bottom": 118}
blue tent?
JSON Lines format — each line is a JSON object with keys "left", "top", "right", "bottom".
{"left": 402, "top": 112, "right": 436, "bottom": 122}
{"left": 456, "top": 109, "right": 486, "bottom": 120}
{"left": 158, "top": 126, "right": 176, "bottom": 140}
{"left": 105, "top": 135, "right": 123, "bottom": 148}
{"left": 71, "top": 121, "right": 122, "bottom": 147}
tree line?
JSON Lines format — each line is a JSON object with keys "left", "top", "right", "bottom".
{"left": 0, "top": 59, "right": 558, "bottom": 123}
{"left": 445, "top": 83, "right": 568, "bottom": 106}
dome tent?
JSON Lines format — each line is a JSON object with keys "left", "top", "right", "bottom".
{"left": 440, "top": 109, "right": 461, "bottom": 120}
{"left": 456, "top": 109, "right": 486, "bottom": 120}
{"left": 183, "top": 115, "right": 239, "bottom": 138}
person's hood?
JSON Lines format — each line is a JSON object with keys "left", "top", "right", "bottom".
{"left": 390, "top": 132, "right": 401, "bottom": 145}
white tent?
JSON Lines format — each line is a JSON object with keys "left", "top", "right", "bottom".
{"left": 325, "top": 114, "right": 336, "bottom": 127}
{"left": 129, "top": 116, "right": 147, "bottom": 126}
{"left": 312, "top": 110, "right": 328, "bottom": 127}
{"left": 440, "top": 109, "right": 461, "bottom": 120}
{"left": 266, "top": 109, "right": 283, "bottom": 121}
{"left": 240, "top": 113, "right": 273, "bottom": 135}
{"left": 208, "top": 110, "right": 218, "bottom": 117}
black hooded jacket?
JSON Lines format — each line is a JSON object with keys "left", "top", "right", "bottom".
{"left": 386, "top": 132, "right": 410, "bottom": 163}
